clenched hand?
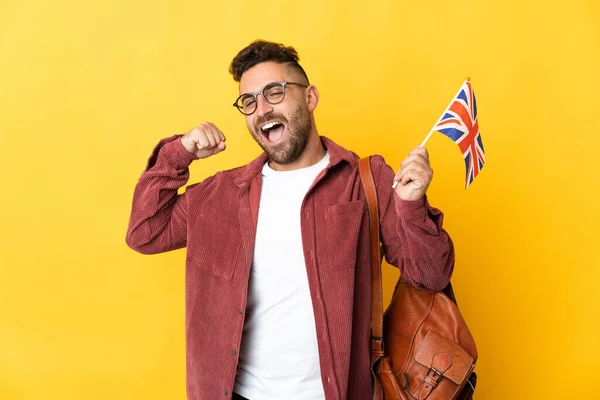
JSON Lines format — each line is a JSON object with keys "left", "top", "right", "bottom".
{"left": 181, "top": 122, "right": 226, "bottom": 159}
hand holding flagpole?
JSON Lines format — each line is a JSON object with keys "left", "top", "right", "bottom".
{"left": 392, "top": 77, "right": 485, "bottom": 189}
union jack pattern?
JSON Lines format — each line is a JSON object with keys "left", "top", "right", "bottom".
{"left": 433, "top": 81, "right": 485, "bottom": 188}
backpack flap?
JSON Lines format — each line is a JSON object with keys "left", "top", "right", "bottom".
{"left": 414, "top": 329, "right": 475, "bottom": 385}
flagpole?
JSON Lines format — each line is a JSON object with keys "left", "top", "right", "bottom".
{"left": 393, "top": 77, "right": 470, "bottom": 189}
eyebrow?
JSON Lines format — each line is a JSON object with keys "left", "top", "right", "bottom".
{"left": 239, "top": 80, "right": 286, "bottom": 96}
{"left": 239, "top": 85, "right": 266, "bottom": 97}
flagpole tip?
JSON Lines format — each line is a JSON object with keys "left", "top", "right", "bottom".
{"left": 466, "top": 77, "right": 471, "bottom": 81}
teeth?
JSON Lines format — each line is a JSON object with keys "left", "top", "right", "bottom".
{"left": 261, "top": 121, "right": 281, "bottom": 131}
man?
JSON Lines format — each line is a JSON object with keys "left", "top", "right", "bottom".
{"left": 126, "top": 40, "right": 454, "bottom": 400}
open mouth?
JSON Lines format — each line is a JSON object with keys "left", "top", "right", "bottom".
{"left": 260, "top": 121, "right": 285, "bottom": 144}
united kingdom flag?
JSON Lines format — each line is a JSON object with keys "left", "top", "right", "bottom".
{"left": 432, "top": 81, "right": 485, "bottom": 188}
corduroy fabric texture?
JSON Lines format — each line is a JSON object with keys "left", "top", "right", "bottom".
{"left": 126, "top": 136, "right": 454, "bottom": 400}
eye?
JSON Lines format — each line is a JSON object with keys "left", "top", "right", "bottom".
{"left": 241, "top": 95, "right": 256, "bottom": 109}
{"left": 265, "top": 83, "right": 285, "bottom": 102}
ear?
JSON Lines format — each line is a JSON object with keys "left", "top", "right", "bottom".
{"left": 306, "top": 85, "right": 319, "bottom": 112}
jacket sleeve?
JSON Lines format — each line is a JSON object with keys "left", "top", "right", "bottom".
{"left": 371, "top": 155, "right": 455, "bottom": 292}
{"left": 125, "top": 135, "right": 198, "bottom": 254}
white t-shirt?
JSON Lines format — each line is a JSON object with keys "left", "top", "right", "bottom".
{"left": 234, "top": 153, "right": 331, "bottom": 400}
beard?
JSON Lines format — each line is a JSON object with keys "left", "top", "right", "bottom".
{"left": 251, "top": 103, "right": 312, "bottom": 165}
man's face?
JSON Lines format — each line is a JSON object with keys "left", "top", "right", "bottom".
{"left": 239, "top": 61, "right": 312, "bottom": 165}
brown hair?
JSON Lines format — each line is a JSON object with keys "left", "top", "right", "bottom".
{"left": 229, "top": 40, "right": 309, "bottom": 83}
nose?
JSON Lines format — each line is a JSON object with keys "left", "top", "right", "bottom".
{"left": 255, "top": 94, "right": 273, "bottom": 118}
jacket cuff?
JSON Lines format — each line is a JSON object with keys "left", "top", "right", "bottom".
{"left": 146, "top": 135, "right": 198, "bottom": 170}
{"left": 394, "top": 195, "right": 428, "bottom": 221}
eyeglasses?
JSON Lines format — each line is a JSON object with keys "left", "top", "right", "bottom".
{"left": 233, "top": 81, "right": 308, "bottom": 115}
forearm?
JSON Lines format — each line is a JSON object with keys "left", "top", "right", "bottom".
{"left": 373, "top": 156, "right": 454, "bottom": 291}
{"left": 126, "top": 135, "right": 197, "bottom": 254}
{"left": 387, "top": 197, "right": 455, "bottom": 291}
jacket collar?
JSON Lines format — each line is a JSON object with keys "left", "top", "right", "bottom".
{"left": 233, "top": 136, "right": 357, "bottom": 187}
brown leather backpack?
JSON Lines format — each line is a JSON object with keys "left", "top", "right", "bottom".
{"left": 359, "top": 157, "right": 478, "bottom": 400}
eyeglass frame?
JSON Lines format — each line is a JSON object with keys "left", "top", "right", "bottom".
{"left": 233, "top": 81, "right": 309, "bottom": 115}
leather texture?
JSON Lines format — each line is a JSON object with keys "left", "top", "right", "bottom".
{"left": 359, "top": 157, "right": 478, "bottom": 400}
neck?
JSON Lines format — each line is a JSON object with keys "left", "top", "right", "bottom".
{"left": 269, "top": 129, "right": 326, "bottom": 171}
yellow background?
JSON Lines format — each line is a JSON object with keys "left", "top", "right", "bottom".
{"left": 1, "top": 0, "right": 599, "bottom": 399}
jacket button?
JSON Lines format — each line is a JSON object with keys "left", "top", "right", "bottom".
{"left": 232, "top": 349, "right": 237, "bottom": 355}
{"left": 223, "top": 388, "right": 228, "bottom": 395}
{"left": 238, "top": 309, "right": 243, "bottom": 315}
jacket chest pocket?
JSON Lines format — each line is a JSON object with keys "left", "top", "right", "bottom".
{"left": 320, "top": 200, "right": 366, "bottom": 270}
{"left": 186, "top": 212, "right": 242, "bottom": 281}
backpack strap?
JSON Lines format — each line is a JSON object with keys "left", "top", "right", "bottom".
{"left": 358, "top": 156, "right": 384, "bottom": 358}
